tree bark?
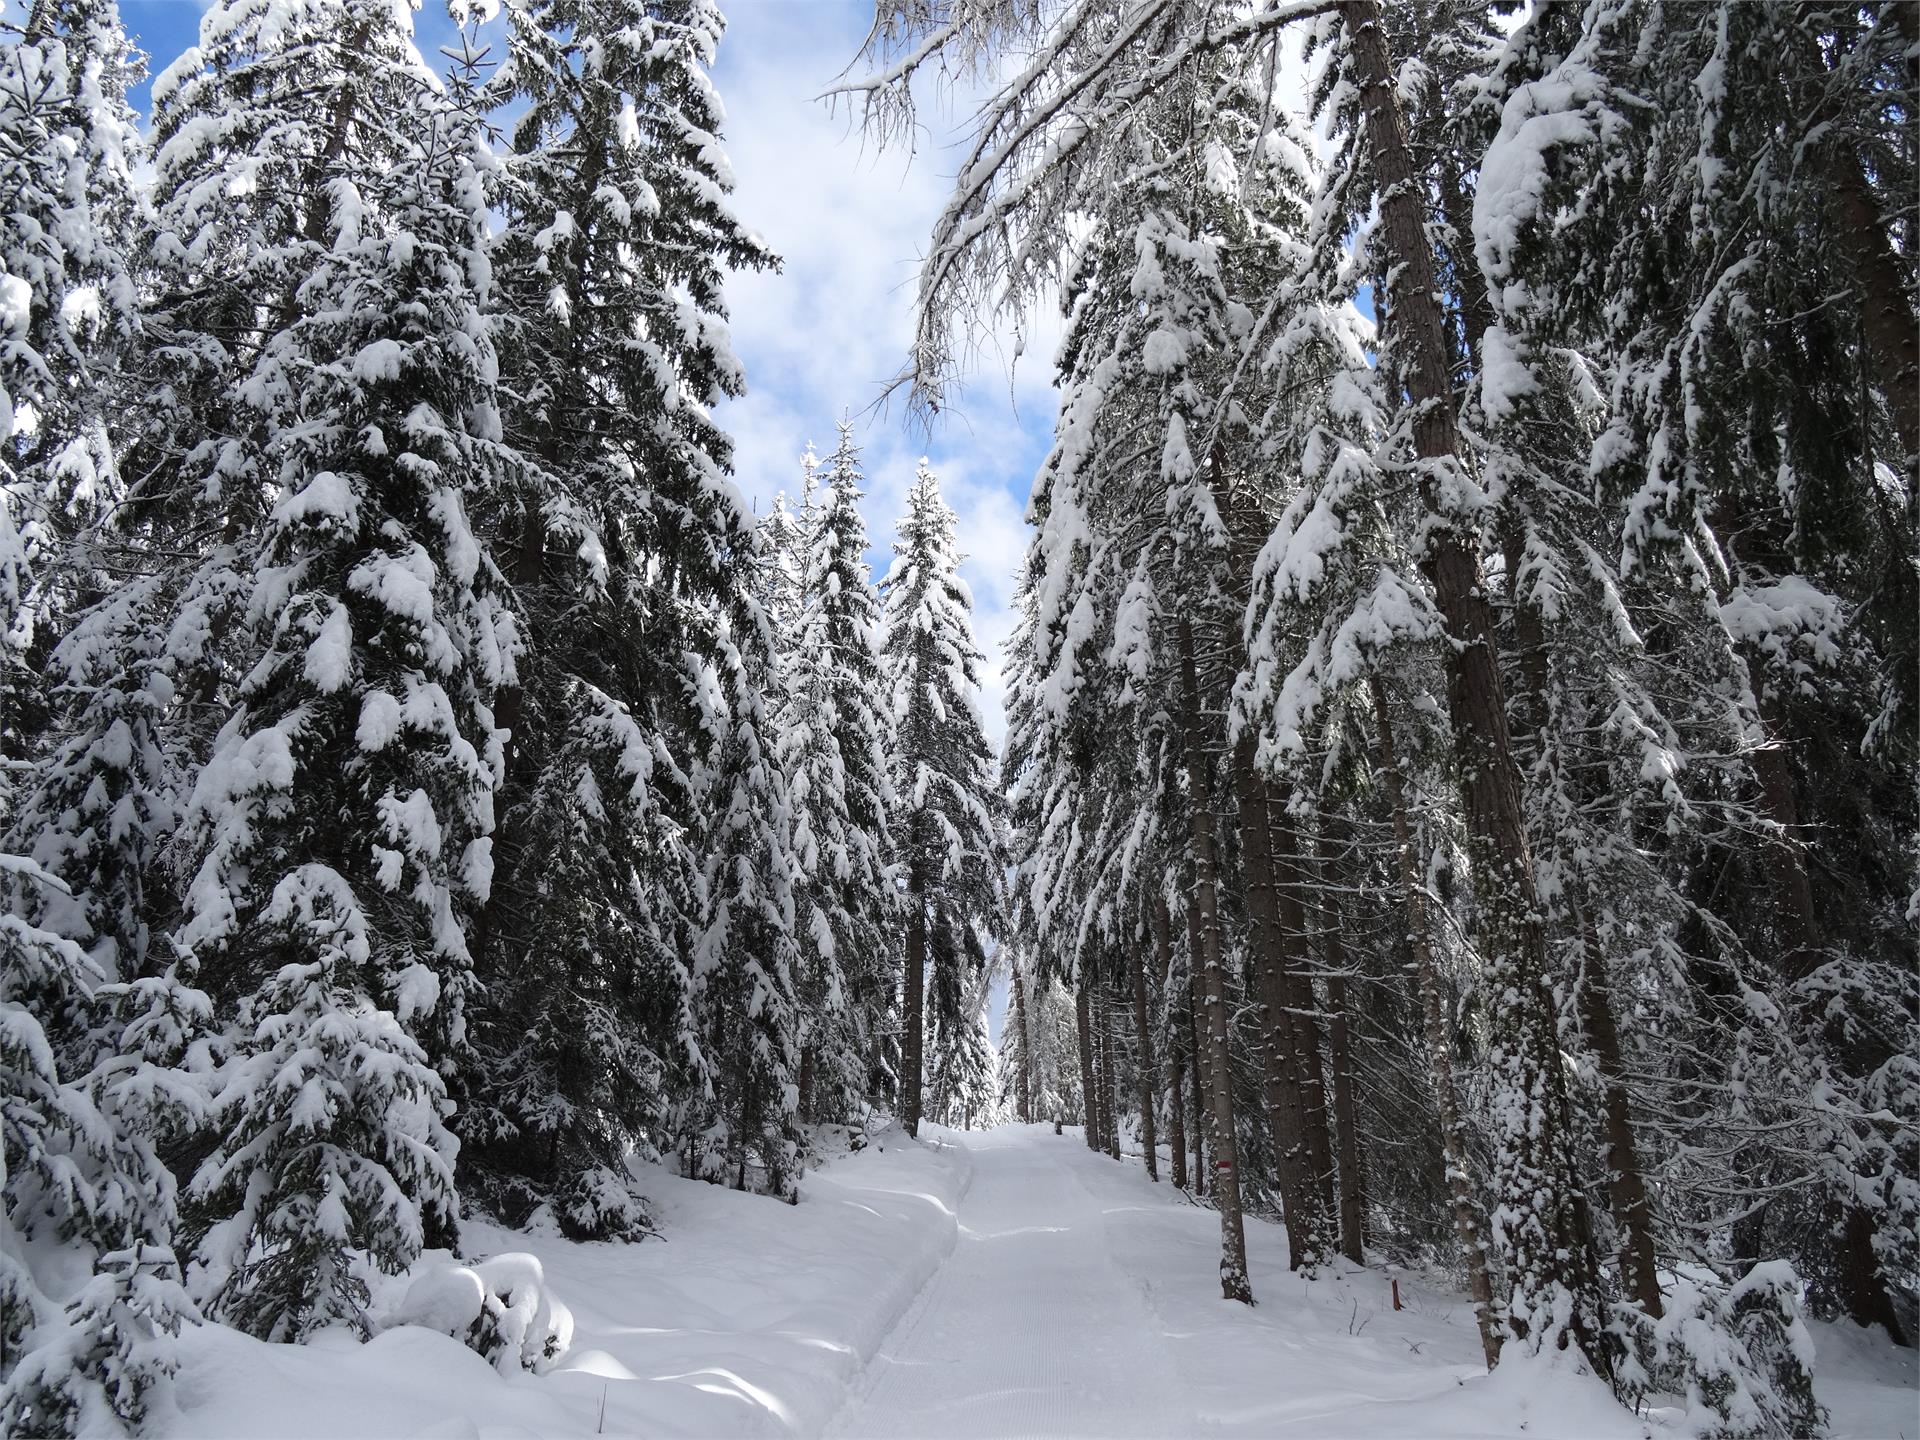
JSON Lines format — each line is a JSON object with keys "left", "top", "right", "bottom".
{"left": 1075, "top": 979, "right": 1099, "bottom": 1149}
{"left": 1823, "top": 112, "right": 1920, "bottom": 469}
{"left": 1571, "top": 906, "right": 1663, "bottom": 1317}
{"left": 1012, "top": 962, "right": 1034, "bottom": 1124}
{"left": 1098, "top": 990, "right": 1115, "bottom": 1155}
{"left": 1178, "top": 618, "right": 1253, "bottom": 1304}
{"left": 1155, "top": 892, "right": 1188, "bottom": 1191}
{"left": 1266, "top": 789, "right": 1340, "bottom": 1238}
{"left": 1344, "top": 0, "right": 1599, "bottom": 1361}
{"left": 1370, "top": 677, "right": 1502, "bottom": 1370}
{"left": 1230, "top": 735, "right": 1316, "bottom": 1269}
{"left": 903, "top": 857, "right": 927, "bottom": 1138}
{"left": 797, "top": 1042, "right": 815, "bottom": 1128}
{"left": 1184, "top": 896, "right": 1209, "bottom": 1196}
{"left": 1316, "top": 825, "right": 1366, "bottom": 1265}
{"left": 1503, "top": 501, "right": 1664, "bottom": 1322}
{"left": 1746, "top": 668, "right": 1823, "bottom": 984}
{"left": 1130, "top": 937, "right": 1160, "bottom": 1180}
{"left": 1097, "top": 985, "right": 1121, "bottom": 1159}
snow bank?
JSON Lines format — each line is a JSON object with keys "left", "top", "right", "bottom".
{"left": 1057, "top": 1132, "right": 1643, "bottom": 1439}
{"left": 163, "top": 1123, "right": 969, "bottom": 1439}
{"left": 1062, "top": 1131, "right": 1913, "bottom": 1440}
{"left": 1812, "top": 1317, "right": 1920, "bottom": 1440}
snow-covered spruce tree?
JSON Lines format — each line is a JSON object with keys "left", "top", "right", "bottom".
{"left": 882, "top": 461, "right": 1002, "bottom": 1138}
{"left": 685, "top": 616, "right": 802, "bottom": 1199}
{"left": 926, "top": 962, "right": 999, "bottom": 1130}
{"left": 0, "top": 591, "right": 211, "bottom": 1430}
{"left": 1031, "top": 974, "right": 1085, "bottom": 1128}
{"left": 1223, "top": 74, "right": 1508, "bottom": 1351}
{"left": 0, "top": 0, "right": 144, "bottom": 760}
{"left": 1288, "top": 0, "right": 1611, "bottom": 1365}
{"left": 997, "top": 948, "right": 1035, "bottom": 1123}
{"left": 781, "top": 424, "right": 896, "bottom": 1125}
{"left": 0, "top": 1240, "right": 197, "bottom": 1439}
{"left": 757, "top": 480, "right": 809, "bottom": 642}
{"left": 853, "top": 6, "right": 1413, "bottom": 1292}
{"left": 458, "top": 0, "right": 772, "bottom": 1232}
{"left": 6, "top": 576, "right": 179, "bottom": 984}
{"left": 152, "top": 1, "right": 507, "bottom": 1338}
{"left": 1530, "top": 0, "right": 1918, "bottom": 1349}
{"left": 0, "top": 856, "right": 195, "bottom": 1438}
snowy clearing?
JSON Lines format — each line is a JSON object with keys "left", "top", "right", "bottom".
{"left": 160, "top": 1124, "right": 1914, "bottom": 1440}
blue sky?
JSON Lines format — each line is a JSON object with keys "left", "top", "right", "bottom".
{"left": 118, "top": 0, "right": 1060, "bottom": 747}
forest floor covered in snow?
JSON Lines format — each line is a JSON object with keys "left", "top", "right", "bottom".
{"left": 160, "top": 1123, "right": 1916, "bottom": 1440}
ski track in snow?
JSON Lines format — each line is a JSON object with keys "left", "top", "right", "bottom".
{"left": 832, "top": 1129, "right": 1194, "bottom": 1439}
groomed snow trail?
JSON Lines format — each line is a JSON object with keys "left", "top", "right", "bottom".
{"left": 831, "top": 1127, "right": 1195, "bottom": 1439}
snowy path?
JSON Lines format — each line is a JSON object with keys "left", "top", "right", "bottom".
{"left": 831, "top": 1125, "right": 1654, "bottom": 1440}
{"left": 164, "top": 1120, "right": 1914, "bottom": 1439}
{"left": 831, "top": 1128, "right": 1194, "bottom": 1439}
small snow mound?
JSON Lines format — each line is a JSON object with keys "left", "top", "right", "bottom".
{"left": 387, "top": 1252, "right": 574, "bottom": 1375}
{"left": 392, "top": 1263, "right": 486, "bottom": 1337}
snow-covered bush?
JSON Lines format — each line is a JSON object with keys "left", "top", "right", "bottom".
{"left": 185, "top": 868, "right": 459, "bottom": 1343}
{"left": 0, "top": 1243, "right": 197, "bottom": 1439}
{"left": 555, "top": 1166, "right": 652, "bottom": 1243}
{"left": 389, "top": 1253, "right": 573, "bottom": 1375}
{"left": 1, "top": 861, "right": 193, "bottom": 1438}
{"left": 1613, "top": 1263, "right": 1823, "bottom": 1439}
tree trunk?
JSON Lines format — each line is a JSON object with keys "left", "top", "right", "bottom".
{"left": 1156, "top": 892, "right": 1189, "bottom": 1191}
{"left": 1316, "top": 825, "right": 1366, "bottom": 1265}
{"left": 1130, "top": 931, "right": 1160, "bottom": 1181}
{"left": 1370, "top": 677, "right": 1502, "bottom": 1370}
{"left": 1502, "top": 506, "right": 1663, "bottom": 1323}
{"left": 1344, "top": 0, "right": 1599, "bottom": 1362}
{"left": 1746, "top": 679, "right": 1909, "bottom": 1345}
{"left": 1185, "top": 906, "right": 1208, "bottom": 1199}
{"left": 1105, "top": 990, "right": 1121, "bottom": 1167}
{"left": 1075, "top": 979, "right": 1099, "bottom": 1149}
{"left": 1324, "top": 967, "right": 1363, "bottom": 1265}
{"left": 1204, "top": 421, "right": 1331, "bottom": 1259}
{"left": 1179, "top": 618, "right": 1253, "bottom": 1304}
{"left": 1571, "top": 906, "right": 1663, "bottom": 1317}
{"left": 903, "top": 859, "right": 927, "bottom": 1138}
{"left": 1746, "top": 668, "right": 1823, "bottom": 983}
{"left": 1824, "top": 126, "right": 1920, "bottom": 470}
{"left": 1229, "top": 735, "right": 1318, "bottom": 1270}
{"left": 736, "top": 1069, "right": 755, "bottom": 1192}
{"left": 1098, "top": 990, "right": 1113, "bottom": 1159}
{"left": 1266, "top": 787, "right": 1341, "bottom": 1241}
{"left": 1012, "top": 963, "right": 1034, "bottom": 1124}
{"left": 797, "top": 1042, "right": 815, "bottom": 1128}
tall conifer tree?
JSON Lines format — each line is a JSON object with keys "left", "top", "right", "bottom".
{"left": 882, "top": 462, "right": 1002, "bottom": 1137}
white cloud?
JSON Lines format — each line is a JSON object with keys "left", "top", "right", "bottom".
{"left": 710, "top": 1, "right": 1058, "bottom": 746}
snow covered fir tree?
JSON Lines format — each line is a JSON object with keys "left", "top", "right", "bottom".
{"left": 0, "top": 0, "right": 1914, "bottom": 1436}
